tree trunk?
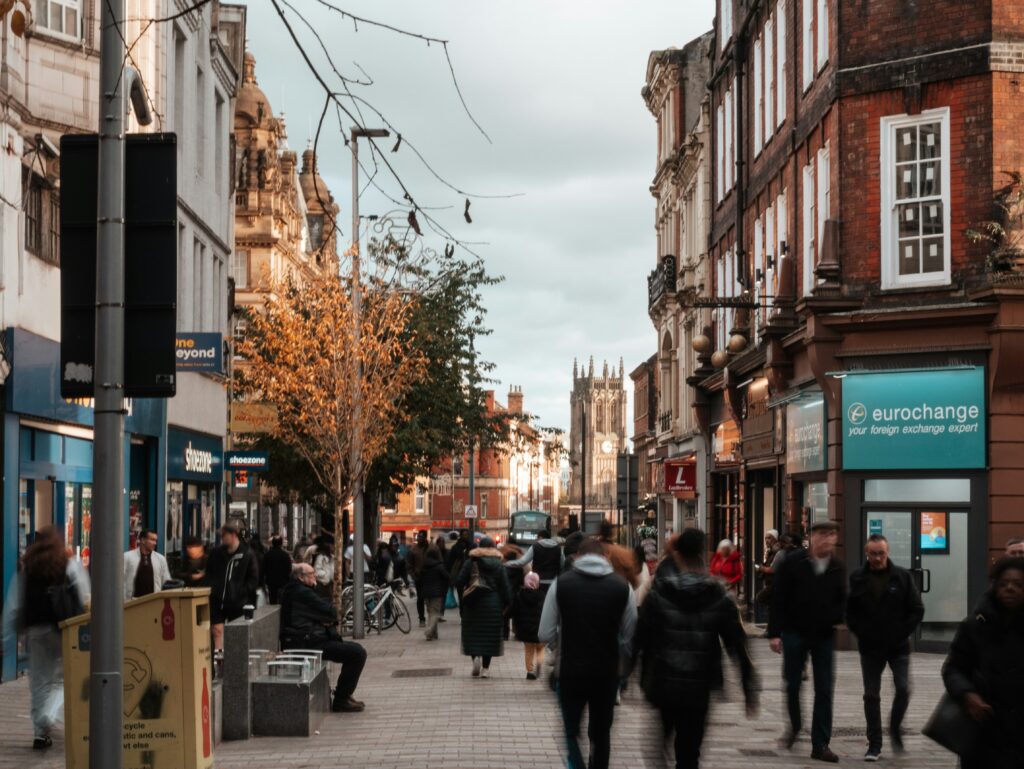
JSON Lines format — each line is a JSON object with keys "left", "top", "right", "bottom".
{"left": 332, "top": 501, "right": 345, "bottom": 614}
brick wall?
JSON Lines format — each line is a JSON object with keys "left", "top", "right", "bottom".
{"left": 837, "top": 75, "right": 993, "bottom": 288}
{"left": 840, "top": 0, "right": 991, "bottom": 69}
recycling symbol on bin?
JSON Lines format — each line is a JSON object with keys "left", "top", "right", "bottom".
{"left": 123, "top": 647, "right": 153, "bottom": 717}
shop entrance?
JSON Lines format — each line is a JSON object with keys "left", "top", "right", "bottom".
{"left": 746, "top": 469, "right": 777, "bottom": 621}
{"left": 862, "top": 509, "right": 967, "bottom": 650}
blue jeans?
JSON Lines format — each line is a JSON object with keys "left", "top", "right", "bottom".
{"left": 782, "top": 632, "right": 835, "bottom": 750}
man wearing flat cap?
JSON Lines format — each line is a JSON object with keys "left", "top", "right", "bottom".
{"left": 768, "top": 520, "right": 847, "bottom": 763}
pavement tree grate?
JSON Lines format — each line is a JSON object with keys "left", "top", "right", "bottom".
{"left": 738, "top": 749, "right": 778, "bottom": 757}
{"left": 391, "top": 667, "right": 453, "bottom": 678}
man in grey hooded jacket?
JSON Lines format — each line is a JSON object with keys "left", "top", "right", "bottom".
{"left": 539, "top": 537, "right": 637, "bottom": 769}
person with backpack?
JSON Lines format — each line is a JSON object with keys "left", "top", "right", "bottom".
{"left": 453, "top": 537, "right": 512, "bottom": 678}
{"left": 2, "top": 527, "right": 90, "bottom": 749}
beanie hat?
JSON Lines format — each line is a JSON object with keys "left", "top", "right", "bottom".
{"left": 478, "top": 536, "right": 496, "bottom": 549}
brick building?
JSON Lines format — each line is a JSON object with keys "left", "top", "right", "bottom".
{"left": 651, "top": 0, "right": 1024, "bottom": 647}
{"left": 428, "top": 388, "right": 560, "bottom": 542}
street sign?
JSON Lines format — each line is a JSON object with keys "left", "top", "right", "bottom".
{"left": 464, "top": 505, "right": 478, "bottom": 519}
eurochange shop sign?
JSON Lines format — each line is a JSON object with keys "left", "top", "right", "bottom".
{"left": 842, "top": 367, "right": 985, "bottom": 470}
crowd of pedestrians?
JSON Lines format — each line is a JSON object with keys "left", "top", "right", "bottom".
{"left": 2, "top": 518, "right": 1022, "bottom": 765}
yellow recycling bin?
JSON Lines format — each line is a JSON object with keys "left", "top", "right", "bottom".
{"left": 60, "top": 588, "right": 214, "bottom": 769}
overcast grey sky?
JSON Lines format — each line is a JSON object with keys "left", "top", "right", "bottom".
{"left": 243, "top": 0, "right": 716, "bottom": 433}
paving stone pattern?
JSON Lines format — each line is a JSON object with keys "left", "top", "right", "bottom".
{"left": 0, "top": 596, "right": 959, "bottom": 768}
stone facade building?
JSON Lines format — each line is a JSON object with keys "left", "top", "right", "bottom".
{"left": 0, "top": 0, "right": 246, "bottom": 677}
{"left": 642, "top": 34, "right": 715, "bottom": 543}
{"left": 229, "top": 48, "right": 341, "bottom": 543}
{"left": 568, "top": 358, "right": 628, "bottom": 531}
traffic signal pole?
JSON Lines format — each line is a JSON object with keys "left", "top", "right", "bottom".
{"left": 91, "top": 0, "right": 127, "bottom": 764}
{"left": 92, "top": 3, "right": 151, "bottom": 764}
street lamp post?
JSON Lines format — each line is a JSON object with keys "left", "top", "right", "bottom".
{"left": 350, "top": 127, "right": 389, "bottom": 640}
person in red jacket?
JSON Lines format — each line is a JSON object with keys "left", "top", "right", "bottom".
{"left": 710, "top": 539, "right": 744, "bottom": 594}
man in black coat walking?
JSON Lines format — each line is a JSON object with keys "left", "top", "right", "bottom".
{"left": 279, "top": 563, "right": 367, "bottom": 712}
{"left": 768, "top": 520, "right": 847, "bottom": 763}
{"left": 846, "top": 534, "right": 924, "bottom": 761}
{"left": 539, "top": 537, "right": 636, "bottom": 769}
{"left": 262, "top": 536, "right": 293, "bottom": 605}
{"left": 637, "top": 528, "right": 758, "bottom": 769}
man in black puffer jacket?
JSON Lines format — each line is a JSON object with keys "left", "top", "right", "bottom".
{"left": 846, "top": 534, "right": 923, "bottom": 760}
{"left": 279, "top": 564, "right": 367, "bottom": 712}
{"left": 637, "top": 528, "right": 758, "bottom": 769}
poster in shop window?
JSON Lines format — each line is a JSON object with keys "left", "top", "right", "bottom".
{"left": 920, "top": 511, "right": 949, "bottom": 554}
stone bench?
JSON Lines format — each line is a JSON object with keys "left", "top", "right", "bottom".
{"left": 251, "top": 653, "right": 331, "bottom": 737}
{"left": 222, "top": 605, "right": 281, "bottom": 740}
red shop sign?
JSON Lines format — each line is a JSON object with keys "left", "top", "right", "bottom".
{"left": 664, "top": 457, "right": 697, "bottom": 498}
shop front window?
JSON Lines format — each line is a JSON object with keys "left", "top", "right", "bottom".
{"left": 167, "top": 481, "right": 184, "bottom": 554}
{"left": 19, "top": 480, "right": 31, "bottom": 555}
{"left": 80, "top": 485, "right": 92, "bottom": 567}
{"left": 803, "top": 481, "right": 828, "bottom": 527}
{"left": 201, "top": 489, "right": 215, "bottom": 544}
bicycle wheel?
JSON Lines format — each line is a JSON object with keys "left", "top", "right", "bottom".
{"left": 391, "top": 594, "right": 411, "bottom": 634}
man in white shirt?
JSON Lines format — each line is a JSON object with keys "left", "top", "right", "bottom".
{"left": 123, "top": 529, "right": 172, "bottom": 600}
{"left": 344, "top": 536, "right": 373, "bottom": 577}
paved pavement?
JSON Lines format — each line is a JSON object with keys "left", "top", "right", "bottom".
{"left": 0, "top": 596, "right": 959, "bottom": 768}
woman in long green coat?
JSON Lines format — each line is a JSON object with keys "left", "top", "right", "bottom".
{"left": 454, "top": 538, "right": 512, "bottom": 678}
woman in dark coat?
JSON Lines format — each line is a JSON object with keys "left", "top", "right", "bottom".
{"left": 454, "top": 537, "right": 512, "bottom": 678}
{"left": 941, "top": 556, "right": 1024, "bottom": 769}
{"left": 512, "top": 570, "right": 546, "bottom": 679}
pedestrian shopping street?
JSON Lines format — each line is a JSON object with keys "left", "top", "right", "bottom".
{"left": 0, "top": 597, "right": 958, "bottom": 769}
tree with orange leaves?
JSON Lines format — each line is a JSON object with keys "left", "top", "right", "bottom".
{"left": 236, "top": 270, "right": 426, "bottom": 610}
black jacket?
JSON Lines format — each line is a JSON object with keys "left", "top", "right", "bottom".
{"left": 942, "top": 593, "right": 1024, "bottom": 768}
{"left": 207, "top": 542, "right": 259, "bottom": 623}
{"left": 262, "top": 546, "right": 293, "bottom": 593}
{"left": 846, "top": 561, "right": 924, "bottom": 653}
{"left": 637, "top": 560, "right": 757, "bottom": 708}
{"left": 418, "top": 558, "right": 450, "bottom": 600}
{"left": 768, "top": 548, "right": 846, "bottom": 640}
{"left": 552, "top": 558, "right": 631, "bottom": 680}
{"left": 454, "top": 549, "right": 512, "bottom": 658}
{"left": 278, "top": 579, "right": 338, "bottom": 647}
{"left": 374, "top": 549, "right": 392, "bottom": 586}
{"left": 512, "top": 586, "right": 545, "bottom": 644}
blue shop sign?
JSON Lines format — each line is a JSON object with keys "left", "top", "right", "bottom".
{"left": 842, "top": 367, "right": 985, "bottom": 470}
{"left": 176, "top": 333, "right": 223, "bottom": 373}
{"left": 6, "top": 328, "right": 164, "bottom": 436}
{"left": 168, "top": 428, "right": 223, "bottom": 482}
{"left": 225, "top": 451, "right": 269, "bottom": 472}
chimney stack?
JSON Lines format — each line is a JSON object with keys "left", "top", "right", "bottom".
{"left": 507, "top": 385, "right": 524, "bottom": 415}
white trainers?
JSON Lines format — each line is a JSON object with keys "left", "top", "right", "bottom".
{"left": 471, "top": 658, "right": 482, "bottom": 677}
{"left": 481, "top": 667, "right": 490, "bottom": 679}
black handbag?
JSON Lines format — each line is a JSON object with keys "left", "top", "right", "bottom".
{"left": 922, "top": 693, "right": 982, "bottom": 760}
{"left": 48, "top": 575, "right": 84, "bottom": 623}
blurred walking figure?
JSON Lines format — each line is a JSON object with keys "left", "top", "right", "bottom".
{"left": 262, "top": 536, "right": 293, "bottom": 605}
{"left": 539, "top": 537, "right": 637, "bottom": 769}
{"left": 407, "top": 530, "right": 431, "bottom": 626}
{"left": 941, "top": 556, "right": 1024, "bottom": 769}
{"left": 512, "top": 571, "right": 546, "bottom": 679}
{"left": 709, "top": 539, "right": 743, "bottom": 594}
{"left": 454, "top": 537, "right": 512, "bottom": 678}
{"left": 418, "top": 548, "right": 450, "bottom": 641}
{"left": 768, "top": 520, "right": 846, "bottom": 763}
{"left": 2, "top": 527, "right": 90, "bottom": 749}
{"left": 846, "top": 534, "right": 924, "bottom": 761}
{"left": 636, "top": 528, "right": 758, "bottom": 769}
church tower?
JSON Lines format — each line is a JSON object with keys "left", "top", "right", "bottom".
{"left": 569, "top": 356, "right": 628, "bottom": 512}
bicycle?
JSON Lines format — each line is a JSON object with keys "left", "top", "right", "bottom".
{"left": 339, "top": 580, "right": 411, "bottom": 635}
